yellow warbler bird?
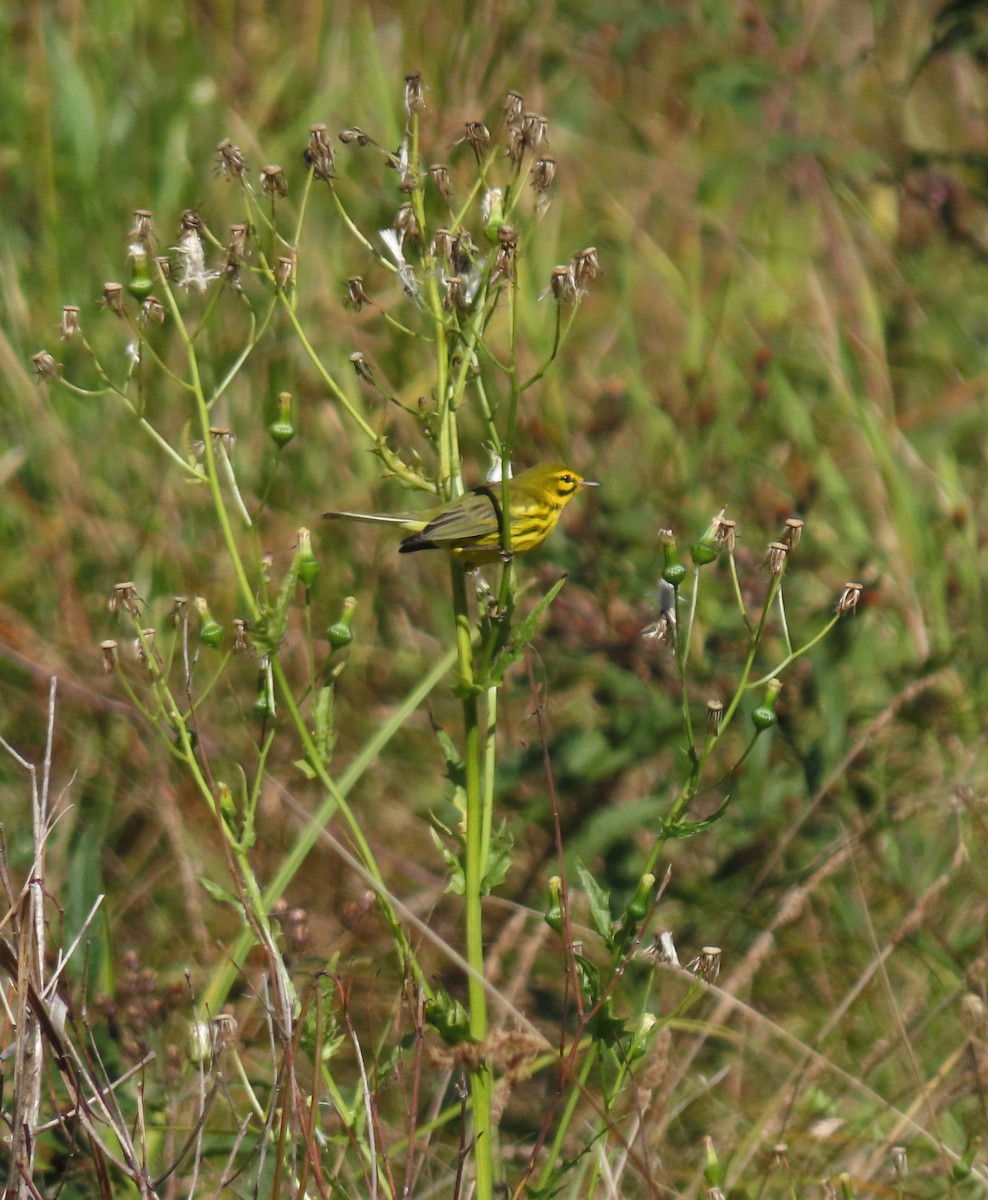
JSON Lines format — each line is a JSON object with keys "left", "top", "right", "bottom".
{"left": 323, "top": 462, "right": 595, "bottom": 565}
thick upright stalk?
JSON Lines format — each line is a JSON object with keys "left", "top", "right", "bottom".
{"left": 450, "top": 563, "right": 494, "bottom": 1200}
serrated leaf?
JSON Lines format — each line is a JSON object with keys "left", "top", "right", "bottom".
{"left": 484, "top": 576, "right": 567, "bottom": 687}
{"left": 199, "top": 876, "right": 241, "bottom": 908}
{"left": 576, "top": 859, "right": 614, "bottom": 943}
{"left": 663, "top": 794, "right": 733, "bottom": 839}
{"left": 480, "top": 820, "right": 513, "bottom": 893}
{"left": 429, "top": 824, "right": 465, "bottom": 894}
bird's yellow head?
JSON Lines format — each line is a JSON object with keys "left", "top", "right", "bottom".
{"left": 517, "top": 462, "right": 596, "bottom": 512}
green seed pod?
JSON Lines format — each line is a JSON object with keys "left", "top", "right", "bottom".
{"left": 327, "top": 595, "right": 357, "bottom": 650}
{"left": 253, "top": 666, "right": 276, "bottom": 721}
{"left": 297, "top": 527, "right": 319, "bottom": 590}
{"left": 703, "top": 1136, "right": 724, "bottom": 1187}
{"left": 544, "top": 875, "right": 563, "bottom": 934}
{"left": 625, "top": 871, "right": 656, "bottom": 927}
{"left": 268, "top": 391, "right": 295, "bottom": 448}
{"left": 659, "top": 530, "right": 687, "bottom": 587}
{"left": 127, "top": 247, "right": 154, "bottom": 301}
{"left": 690, "top": 508, "right": 731, "bottom": 566}
{"left": 752, "top": 678, "right": 783, "bottom": 730}
{"left": 195, "top": 596, "right": 224, "bottom": 648}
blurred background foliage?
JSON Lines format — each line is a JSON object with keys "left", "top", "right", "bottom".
{"left": 1, "top": 0, "right": 987, "bottom": 1191}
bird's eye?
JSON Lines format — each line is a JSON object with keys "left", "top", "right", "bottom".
{"left": 561, "top": 473, "right": 574, "bottom": 484}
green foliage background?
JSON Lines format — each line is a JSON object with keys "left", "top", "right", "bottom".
{"left": 1, "top": 0, "right": 987, "bottom": 1195}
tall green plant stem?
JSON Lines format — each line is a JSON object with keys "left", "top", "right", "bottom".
{"left": 450, "top": 563, "right": 495, "bottom": 1200}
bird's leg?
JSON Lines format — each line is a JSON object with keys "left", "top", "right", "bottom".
{"left": 470, "top": 568, "right": 505, "bottom": 620}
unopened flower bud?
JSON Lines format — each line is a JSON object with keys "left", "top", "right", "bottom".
{"left": 195, "top": 597, "right": 224, "bottom": 648}
{"left": 327, "top": 595, "right": 357, "bottom": 650}
{"left": 752, "top": 678, "right": 782, "bottom": 730}
{"left": 127, "top": 245, "right": 154, "bottom": 300}
{"left": 544, "top": 875, "right": 563, "bottom": 933}
{"left": 659, "top": 529, "right": 687, "bottom": 587}
{"left": 297, "top": 527, "right": 319, "bottom": 590}
{"left": 625, "top": 872, "right": 656, "bottom": 927}
{"left": 268, "top": 391, "right": 295, "bottom": 448}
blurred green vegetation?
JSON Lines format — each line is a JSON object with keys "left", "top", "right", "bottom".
{"left": 2, "top": 0, "right": 987, "bottom": 1195}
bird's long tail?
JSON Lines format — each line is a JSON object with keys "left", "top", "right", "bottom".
{"left": 323, "top": 510, "right": 417, "bottom": 529}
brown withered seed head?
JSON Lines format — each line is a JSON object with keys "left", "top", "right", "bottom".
{"left": 100, "top": 282, "right": 125, "bottom": 316}
{"left": 836, "top": 582, "right": 864, "bottom": 616}
{"left": 260, "top": 165, "right": 288, "bottom": 198}
{"left": 404, "top": 72, "right": 425, "bottom": 114}
{"left": 60, "top": 306, "right": 81, "bottom": 340}
{"left": 131, "top": 209, "right": 154, "bottom": 242}
{"left": 503, "top": 90, "right": 524, "bottom": 127}
{"left": 345, "top": 277, "right": 371, "bottom": 311}
{"left": 216, "top": 138, "right": 247, "bottom": 181}
{"left": 530, "top": 157, "right": 557, "bottom": 192}
{"left": 31, "top": 350, "right": 61, "bottom": 381}
{"left": 429, "top": 163, "right": 451, "bottom": 203}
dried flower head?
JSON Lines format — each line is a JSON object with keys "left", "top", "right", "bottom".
{"left": 59, "top": 305, "right": 81, "bottom": 341}
{"left": 135, "top": 628, "right": 156, "bottom": 668}
{"left": 530, "top": 157, "right": 557, "bottom": 193}
{"left": 451, "top": 231, "right": 477, "bottom": 275}
{"left": 394, "top": 202, "right": 420, "bottom": 240}
{"left": 304, "top": 124, "right": 335, "bottom": 182}
{"left": 210, "top": 427, "right": 236, "bottom": 453}
{"left": 443, "top": 276, "right": 467, "bottom": 312}
{"left": 491, "top": 225, "right": 518, "bottom": 286}
{"left": 345, "top": 276, "right": 371, "bottom": 311}
{"left": 712, "top": 513, "right": 736, "bottom": 553}
{"left": 260, "top": 164, "right": 288, "bottom": 198}
{"left": 216, "top": 138, "right": 247, "bottom": 181}
{"left": 140, "top": 296, "right": 166, "bottom": 324}
{"left": 338, "top": 127, "right": 375, "bottom": 147}
{"left": 547, "top": 265, "right": 576, "bottom": 303}
{"left": 836, "top": 582, "right": 864, "bottom": 616}
{"left": 173, "top": 228, "right": 216, "bottom": 293}
{"left": 522, "top": 112, "right": 549, "bottom": 150}
{"left": 460, "top": 121, "right": 491, "bottom": 161}
{"left": 349, "top": 351, "right": 374, "bottom": 381}
{"left": 233, "top": 618, "right": 250, "bottom": 654}
{"left": 572, "top": 246, "right": 600, "bottom": 293}
{"left": 130, "top": 209, "right": 154, "bottom": 243}
{"left": 179, "top": 209, "right": 203, "bottom": 234}
{"left": 99, "top": 282, "right": 126, "bottom": 317}
{"left": 404, "top": 72, "right": 425, "bottom": 114}
{"left": 276, "top": 255, "right": 295, "bottom": 290}
{"left": 781, "top": 517, "right": 804, "bottom": 552}
{"left": 100, "top": 639, "right": 119, "bottom": 675}
{"left": 706, "top": 700, "right": 724, "bottom": 733}
{"left": 109, "top": 581, "right": 142, "bottom": 617}
{"left": 225, "top": 223, "right": 249, "bottom": 279}
{"left": 690, "top": 945, "right": 722, "bottom": 981}
{"left": 31, "top": 350, "right": 61, "bottom": 381}
{"left": 430, "top": 228, "right": 454, "bottom": 264}
{"left": 429, "top": 163, "right": 452, "bottom": 203}
{"left": 641, "top": 930, "right": 680, "bottom": 966}
{"left": 764, "top": 540, "right": 789, "bottom": 576}
{"left": 503, "top": 90, "right": 524, "bottom": 128}
{"left": 155, "top": 255, "right": 171, "bottom": 280}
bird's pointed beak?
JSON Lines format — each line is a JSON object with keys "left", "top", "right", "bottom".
{"left": 581, "top": 479, "right": 600, "bottom": 488}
